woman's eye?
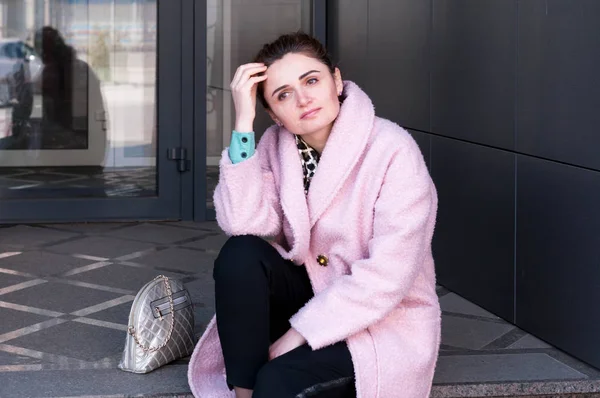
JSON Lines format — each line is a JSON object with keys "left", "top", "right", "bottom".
{"left": 307, "top": 78, "right": 318, "bottom": 85}
{"left": 278, "top": 92, "right": 289, "bottom": 101}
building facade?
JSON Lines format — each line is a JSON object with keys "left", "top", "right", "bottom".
{"left": 328, "top": 0, "right": 600, "bottom": 374}
{"left": 0, "top": 0, "right": 321, "bottom": 223}
{"left": 1, "top": 0, "right": 598, "bottom": 378}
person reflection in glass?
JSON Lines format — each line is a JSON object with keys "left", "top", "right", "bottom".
{"left": 0, "top": 40, "right": 35, "bottom": 148}
{"left": 8, "top": 44, "right": 34, "bottom": 139}
{"left": 33, "top": 26, "right": 107, "bottom": 166}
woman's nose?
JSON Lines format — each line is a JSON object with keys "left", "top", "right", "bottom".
{"left": 296, "top": 90, "right": 312, "bottom": 106}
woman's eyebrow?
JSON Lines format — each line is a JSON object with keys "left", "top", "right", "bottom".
{"left": 298, "top": 69, "right": 320, "bottom": 80}
{"left": 271, "top": 70, "right": 321, "bottom": 97}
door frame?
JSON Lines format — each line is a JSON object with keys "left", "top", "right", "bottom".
{"left": 192, "top": 0, "right": 328, "bottom": 222}
{"left": 0, "top": 0, "right": 186, "bottom": 223}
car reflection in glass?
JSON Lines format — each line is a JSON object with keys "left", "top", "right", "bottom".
{"left": 0, "top": 38, "right": 43, "bottom": 106}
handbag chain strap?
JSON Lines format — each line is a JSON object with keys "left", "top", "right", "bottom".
{"left": 127, "top": 275, "right": 175, "bottom": 353}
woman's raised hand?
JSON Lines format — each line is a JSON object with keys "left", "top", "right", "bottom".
{"left": 230, "top": 63, "right": 268, "bottom": 132}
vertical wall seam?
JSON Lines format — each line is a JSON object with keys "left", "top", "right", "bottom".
{"left": 191, "top": 0, "right": 196, "bottom": 219}
{"left": 514, "top": 155, "right": 518, "bottom": 324}
{"left": 365, "top": 0, "right": 370, "bottom": 85}
{"left": 429, "top": 0, "right": 434, "bottom": 170}
{"left": 429, "top": 0, "right": 433, "bottom": 133}
{"left": 429, "top": 134, "right": 433, "bottom": 171}
{"left": 513, "top": 0, "right": 519, "bottom": 325}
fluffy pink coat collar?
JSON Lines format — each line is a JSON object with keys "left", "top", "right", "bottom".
{"left": 277, "top": 80, "right": 375, "bottom": 259}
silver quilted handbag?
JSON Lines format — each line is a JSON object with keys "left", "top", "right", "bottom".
{"left": 118, "top": 275, "right": 195, "bottom": 374}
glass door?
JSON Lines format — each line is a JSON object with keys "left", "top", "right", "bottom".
{"left": 197, "top": 0, "right": 322, "bottom": 220}
{"left": 0, "top": 0, "right": 184, "bottom": 222}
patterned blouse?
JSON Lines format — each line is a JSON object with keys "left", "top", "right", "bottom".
{"left": 295, "top": 135, "right": 320, "bottom": 195}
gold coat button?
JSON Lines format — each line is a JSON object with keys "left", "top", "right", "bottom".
{"left": 317, "top": 255, "right": 328, "bottom": 267}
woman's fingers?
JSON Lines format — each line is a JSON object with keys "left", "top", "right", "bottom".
{"left": 232, "top": 67, "right": 267, "bottom": 89}
{"left": 235, "top": 62, "right": 265, "bottom": 74}
{"left": 238, "top": 67, "right": 267, "bottom": 86}
{"left": 245, "top": 74, "right": 268, "bottom": 87}
{"left": 231, "top": 64, "right": 267, "bottom": 89}
{"left": 230, "top": 64, "right": 268, "bottom": 130}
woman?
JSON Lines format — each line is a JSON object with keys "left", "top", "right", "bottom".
{"left": 188, "top": 32, "right": 441, "bottom": 398}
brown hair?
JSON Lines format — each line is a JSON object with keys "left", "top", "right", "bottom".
{"left": 253, "top": 31, "right": 336, "bottom": 109}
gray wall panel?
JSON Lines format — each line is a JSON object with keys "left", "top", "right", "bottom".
{"left": 516, "top": 156, "right": 600, "bottom": 369}
{"left": 327, "top": 0, "right": 600, "bottom": 369}
{"left": 431, "top": 136, "right": 515, "bottom": 321}
{"left": 326, "top": 0, "right": 368, "bottom": 87}
{"left": 517, "top": 0, "right": 600, "bottom": 171}
{"left": 431, "top": 0, "right": 516, "bottom": 149}
{"left": 408, "top": 129, "right": 431, "bottom": 170}
{"left": 367, "top": 0, "right": 431, "bottom": 131}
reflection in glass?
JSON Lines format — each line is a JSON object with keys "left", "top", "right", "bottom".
{"left": 206, "top": 0, "right": 312, "bottom": 209}
{"left": 0, "top": 0, "right": 157, "bottom": 199}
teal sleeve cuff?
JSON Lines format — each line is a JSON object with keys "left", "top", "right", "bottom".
{"left": 228, "top": 131, "right": 256, "bottom": 164}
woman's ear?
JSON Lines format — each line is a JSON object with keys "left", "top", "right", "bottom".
{"left": 334, "top": 67, "right": 343, "bottom": 95}
{"left": 267, "top": 109, "right": 282, "bottom": 126}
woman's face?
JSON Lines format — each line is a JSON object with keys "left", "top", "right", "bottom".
{"left": 263, "top": 52, "right": 343, "bottom": 138}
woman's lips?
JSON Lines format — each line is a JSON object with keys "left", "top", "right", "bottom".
{"left": 300, "top": 108, "right": 321, "bottom": 119}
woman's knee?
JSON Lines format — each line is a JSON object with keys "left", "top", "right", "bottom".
{"left": 253, "top": 361, "right": 294, "bottom": 398}
{"left": 213, "top": 235, "right": 269, "bottom": 280}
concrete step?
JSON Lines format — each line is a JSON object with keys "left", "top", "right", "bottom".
{"left": 431, "top": 380, "right": 600, "bottom": 398}
{"left": 63, "top": 390, "right": 600, "bottom": 398}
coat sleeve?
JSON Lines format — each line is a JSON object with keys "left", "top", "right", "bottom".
{"left": 228, "top": 131, "right": 256, "bottom": 164}
{"left": 289, "top": 139, "right": 436, "bottom": 350}
{"left": 213, "top": 134, "right": 283, "bottom": 238}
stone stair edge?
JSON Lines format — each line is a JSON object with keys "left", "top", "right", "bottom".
{"left": 430, "top": 379, "right": 600, "bottom": 398}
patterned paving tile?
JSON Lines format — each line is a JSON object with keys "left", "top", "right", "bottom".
{"left": 0, "top": 251, "right": 95, "bottom": 277}
{"left": 0, "top": 350, "right": 43, "bottom": 366}
{"left": 162, "top": 220, "right": 220, "bottom": 231}
{"left": 508, "top": 334, "right": 553, "bottom": 350}
{"left": 194, "top": 300, "right": 215, "bottom": 336}
{"left": 6, "top": 321, "right": 126, "bottom": 362}
{"left": 101, "top": 223, "right": 209, "bottom": 245}
{"left": 64, "top": 263, "right": 186, "bottom": 292}
{"left": 440, "top": 292, "right": 500, "bottom": 319}
{"left": 480, "top": 328, "right": 529, "bottom": 350}
{"left": 2, "top": 366, "right": 191, "bottom": 398}
{"left": 133, "top": 247, "right": 216, "bottom": 274}
{"left": 0, "top": 221, "right": 599, "bottom": 398}
{"left": 184, "top": 278, "right": 215, "bottom": 304}
{"left": 441, "top": 314, "right": 516, "bottom": 350}
{"left": 0, "top": 282, "right": 123, "bottom": 314}
{"left": 181, "top": 234, "right": 229, "bottom": 253}
{"left": 85, "top": 302, "right": 132, "bottom": 325}
{"left": 434, "top": 353, "right": 587, "bottom": 383}
{"left": 0, "top": 243, "right": 24, "bottom": 252}
{"left": 42, "top": 223, "right": 135, "bottom": 234}
{"left": 0, "top": 307, "right": 52, "bottom": 335}
{"left": 0, "top": 225, "right": 78, "bottom": 247}
{"left": 46, "top": 236, "right": 155, "bottom": 259}
{"left": 0, "top": 273, "right": 33, "bottom": 289}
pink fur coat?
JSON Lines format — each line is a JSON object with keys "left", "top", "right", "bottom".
{"left": 188, "top": 81, "right": 441, "bottom": 398}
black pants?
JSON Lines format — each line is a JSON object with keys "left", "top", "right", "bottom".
{"left": 214, "top": 235, "right": 356, "bottom": 398}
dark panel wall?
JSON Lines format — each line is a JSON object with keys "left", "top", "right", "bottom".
{"left": 517, "top": 0, "right": 600, "bottom": 170}
{"left": 431, "top": 136, "right": 515, "bottom": 320}
{"left": 326, "top": 0, "right": 368, "bottom": 84}
{"left": 431, "top": 137, "right": 515, "bottom": 321}
{"left": 367, "top": 0, "right": 431, "bottom": 131}
{"left": 517, "top": 157, "right": 600, "bottom": 368}
{"left": 431, "top": 0, "right": 516, "bottom": 150}
{"left": 328, "top": 0, "right": 600, "bottom": 369}
{"left": 408, "top": 130, "right": 431, "bottom": 169}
